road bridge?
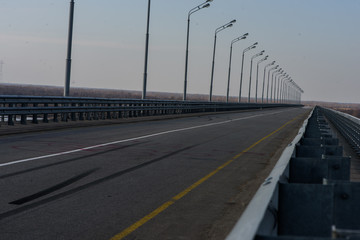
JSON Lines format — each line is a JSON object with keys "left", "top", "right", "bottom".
{"left": 0, "top": 107, "right": 309, "bottom": 240}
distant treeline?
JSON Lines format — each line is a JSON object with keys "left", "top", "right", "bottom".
{"left": 304, "top": 101, "right": 360, "bottom": 118}
{"left": 332, "top": 108, "right": 360, "bottom": 119}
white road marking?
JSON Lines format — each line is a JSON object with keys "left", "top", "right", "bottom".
{"left": 0, "top": 108, "right": 296, "bottom": 168}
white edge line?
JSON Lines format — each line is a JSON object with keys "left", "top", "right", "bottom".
{"left": 0, "top": 108, "right": 296, "bottom": 168}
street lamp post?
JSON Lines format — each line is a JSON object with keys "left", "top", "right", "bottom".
{"left": 274, "top": 71, "right": 285, "bottom": 103}
{"left": 271, "top": 69, "right": 282, "bottom": 103}
{"left": 209, "top": 19, "right": 236, "bottom": 102}
{"left": 283, "top": 78, "right": 291, "bottom": 103}
{"left": 288, "top": 80, "right": 294, "bottom": 103}
{"left": 239, "top": 42, "right": 257, "bottom": 102}
{"left": 142, "top": 0, "right": 151, "bottom": 99}
{"left": 248, "top": 50, "right": 265, "bottom": 102}
{"left": 291, "top": 81, "right": 303, "bottom": 104}
{"left": 266, "top": 65, "right": 278, "bottom": 103}
{"left": 281, "top": 77, "right": 290, "bottom": 103}
{"left": 261, "top": 61, "right": 275, "bottom": 103}
{"left": 183, "top": 0, "right": 212, "bottom": 101}
{"left": 255, "top": 55, "right": 268, "bottom": 103}
{"left": 277, "top": 74, "right": 287, "bottom": 103}
{"left": 226, "top": 33, "right": 248, "bottom": 103}
{"left": 64, "top": 0, "right": 75, "bottom": 97}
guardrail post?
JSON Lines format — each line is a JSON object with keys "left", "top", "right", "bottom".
{"left": 79, "top": 103, "right": 84, "bottom": 120}
{"left": 32, "top": 103, "right": 38, "bottom": 124}
{"left": 128, "top": 104, "right": 133, "bottom": 118}
{"left": 86, "top": 104, "right": 92, "bottom": 120}
{"left": 71, "top": 103, "right": 76, "bottom": 121}
{"left": 21, "top": 103, "right": 27, "bottom": 125}
{"left": 43, "top": 103, "right": 49, "bottom": 123}
{"left": 53, "top": 103, "right": 59, "bottom": 122}
{"left": 118, "top": 103, "right": 122, "bottom": 119}
{"left": 101, "top": 104, "right": 106, "bottom": 119}
{"left": 106, "top": 103, "right": 111, "bottom": 119}
{"left": 8, "top": 103, "right": 14, "bottom": 126}
{"left": 61, "top": 103, "right": 68, "bottom": 122}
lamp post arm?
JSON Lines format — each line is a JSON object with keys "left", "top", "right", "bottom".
{"left": 188, "top": 2, "right": 208, "bottom": 16}
{"left": 227, "top": 34, "right": 247, "bottom": 103}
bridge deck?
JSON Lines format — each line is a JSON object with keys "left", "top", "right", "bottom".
{"left": 0, "top": 107, "right": 309, "bottom": 240}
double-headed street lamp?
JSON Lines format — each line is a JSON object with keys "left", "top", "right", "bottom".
{"left": 226, "top": 33, "right": 248, "bottom": 103}
{"left": 248, "top": 50, "right": 265, "bottom": 102}
{"left": 277, "top": 73, "right": 287, "bottom": 103}
{"left": 262, "top": 61, "right": 275, "bottom": 103}
{"left": 255, "top": 56, "right": 268, "bottom": 103}
{"left": 266, "top": 65, "right": 278, "bottom": 103}
{"left": 291, "top": 81, "right": 304, "bottom": 104}
{"left": 272, "top": 69, "right": 283, "bottom": 103}
{"left": 209, "top": 19, "right": 236, "bottom": 102}
{"left": 288, "top": 79, "right": 295, "bottom": 103}
{"left": 282, "top": 78, "right": 292, "bottom": 103}
{"left": 274, "top": 71, "right": 284, "bottom": 102}
{"left": 183, "top": 0, "right": 212, "bottom": 101}
{"left": 239, "top": 42, "right": 257, "bottom": 102}
{"left": 280, "top": 76, "right": 290, "bottom": 103}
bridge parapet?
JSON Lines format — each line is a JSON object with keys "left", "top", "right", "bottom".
{"left": 226, "top": 106, "right": 360, "bottom": 240}
{"left": 0, "top": 95, "right": 301, "bottom": 126}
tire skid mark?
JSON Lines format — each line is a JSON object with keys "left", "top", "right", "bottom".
{"left": 9, "top": 168, "right": 99, "bottom": 205}
{"left": 0, "top": 144, "right": 199, "bottom": 220}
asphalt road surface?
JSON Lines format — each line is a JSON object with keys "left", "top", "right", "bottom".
{"left": 0, "top": 107, "right": 310, "bottom": 240}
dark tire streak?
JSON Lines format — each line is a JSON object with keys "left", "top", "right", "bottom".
{"left": 9, "top": 168, "right": 99, "bottom": 205}
{"left": 0, "top": 144, "right": 198, "bottom": 220}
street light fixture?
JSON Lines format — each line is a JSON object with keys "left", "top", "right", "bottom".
{"left": 239, "top": 42, "right": 257, "bottom": 102}
{"left": 262, "top": 61, "right": 275, "bottom": 103}
{"left": 255, "top": 55, "right": 268, "bottom": 103}
{"left": 209, "top": 19, "right": 236, "bottom": 102}
{"left": 248, "top": 50, "right": 265, "bottom": 102}
{"left": 183, "top": 0, "right": 213, "bottom": 101}
{"left": 226, "top": 33, "right": 248, "bottom": 103}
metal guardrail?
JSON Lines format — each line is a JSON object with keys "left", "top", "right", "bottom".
{"left": 0, "top": 95, "right": 301, "bottom": 126}
{"left": 321, "top": 107, "right": 360, "bottom": 157}
{"left": 226, "top": 106, "right": 360, "bottom": 240}
{"left": 225, "top": 107, "right": 312, "bottom": 240}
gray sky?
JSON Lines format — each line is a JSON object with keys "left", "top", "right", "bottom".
{"left": 0, "top": 0, "right": 359, "bottom": 103}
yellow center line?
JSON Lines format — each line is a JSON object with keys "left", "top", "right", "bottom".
{"left": 110, "top": 113, "right": 305, "bottom": 240}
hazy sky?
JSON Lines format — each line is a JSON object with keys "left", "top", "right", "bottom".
{"left": 0, "top": 0, "right": 359, "bottom": 103}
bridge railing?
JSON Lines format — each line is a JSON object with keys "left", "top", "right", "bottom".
{"left": 0, "top": 95, "right": 301, "bottom": 126}
{"left": 226, "top": 106, "right": 360, "bottom": 240}
{"left": 321, "top": 107, "right": 360, "bottom": 157}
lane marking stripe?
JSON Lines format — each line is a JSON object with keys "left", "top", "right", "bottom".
{"left": 0, "top": 109, "right": 294, "bottom": 168}
{"left": 109, "top": 113, "right": 303, "bottom": 240}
